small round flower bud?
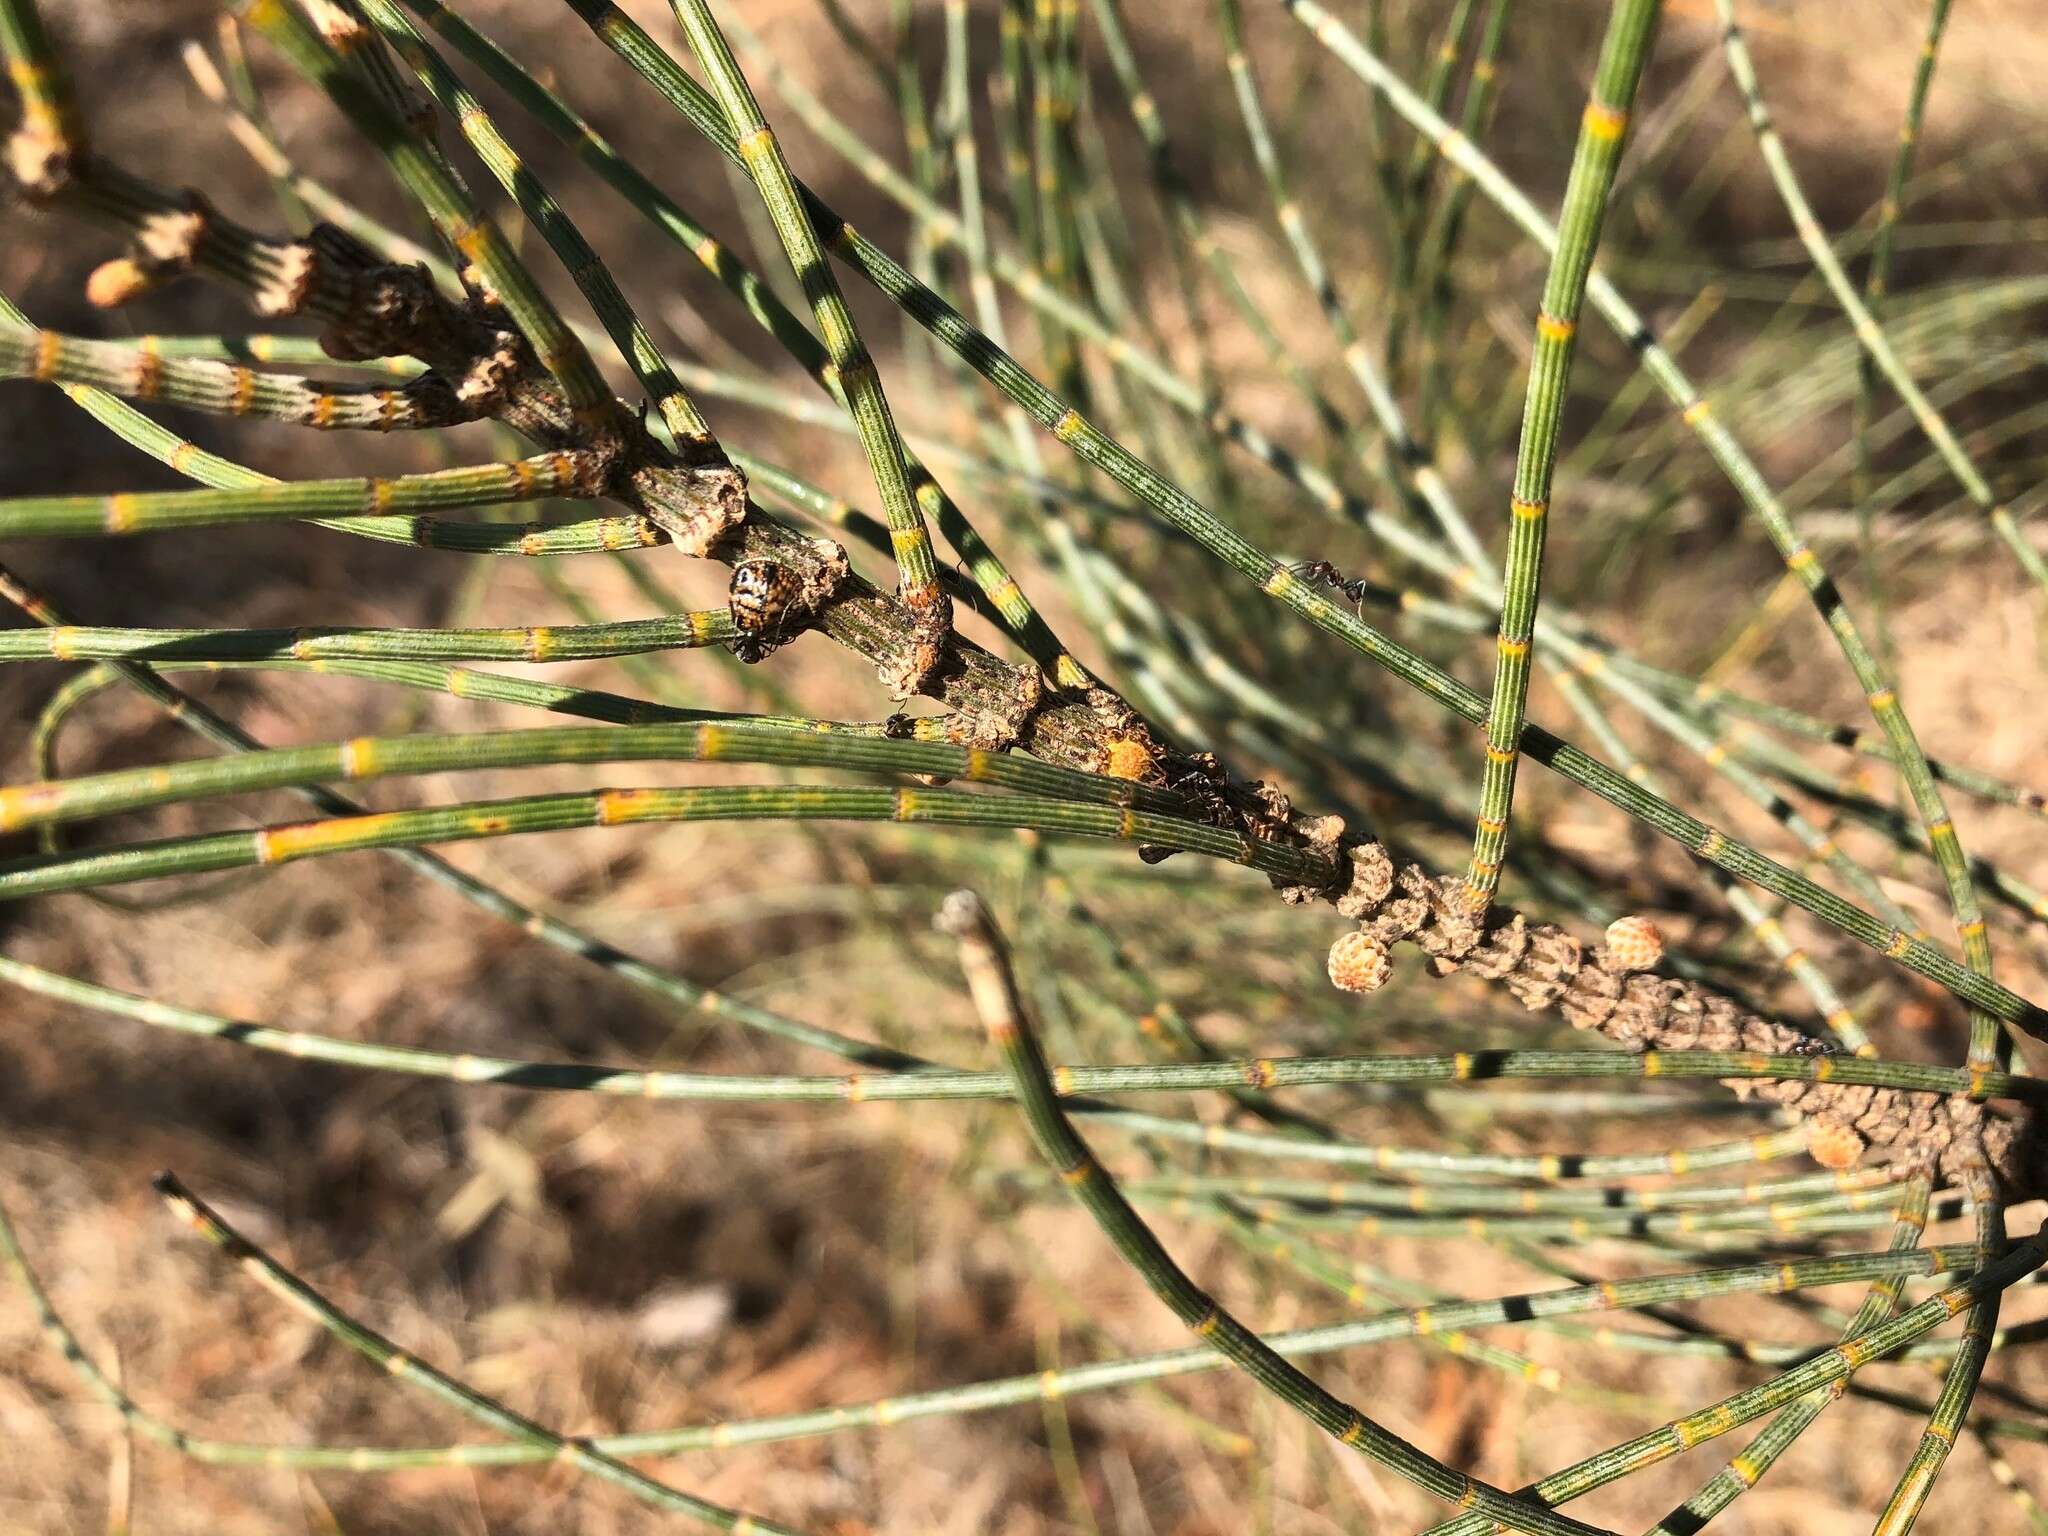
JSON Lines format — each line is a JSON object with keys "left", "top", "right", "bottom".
{"left": 1805, "top": 1121, "right": 1866, "bottom": 1172}
{"left": 1103, "top": 735, "right": 1159, "bottom": 783}
{"left": 1327, "top": 929, "right": 1393, "bottom": 994}
{"left": 1602, "top": 915, "right": 1664, "bottom": 973}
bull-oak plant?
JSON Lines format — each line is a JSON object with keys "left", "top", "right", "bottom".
{"left": 2, "top": 0, "right": 2046, "bottom": 1531}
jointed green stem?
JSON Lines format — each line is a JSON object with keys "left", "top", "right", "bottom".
{"left": 1418, "top": 1222, "right": 2048, "bottom": 1534}
{"left": 151, "top": 1175, "right": 805, "bottom": 1535}
{"left": 1, "top": 1173, "right": 2006, "bottom": 1476}
{"left": 1648, "top": 1182, "right": 1930, "bottom": 1531}
{"left": 0, "top": 720, "right": 1193, "bottom": 834}
{"left": 354, "top": 0, "right": 718, "bottom": 449}
{"left": 664, "top": 0, "right": 949, "bottom": 671}
{"left": 0, "top": 783, "right": 1330, "bottom": 900}
{"left": 1708, "top": 0, "right": 2005, "bottom": 1075}
{"left": 234, "top": 0, "right": 613, "bottom": 422}
{"left": 939, "top": 889, "right": 1616, "bottom": 1536}
{"left": 0, "top": 614, "right": 735, "bottom": 667}
{"left": 1713, "top": 1, "right": 2042, "bottom": 594}
{"left": 1870, "top": 1175, "right": 2005, "bottom": 1534}
{"left": 1466, "top": 0, "right": 1662, "bottom": 912}
{"left": 400, "top": 0, "right": 1070, "bottom": 680}
{"left": 1219, "top": 0, "right": 1878, "bottom": 1046}
{"left": 9, "top": 951, "right": 1905, "bottom": 1181}
{"left": 0, "top": 451, "right": 596, "bottom": 536}
{"left": 1283, "top": 0, "right": 2045, "bottom": 1039}
{"left": 545, "top": 0, "right": 2048, "bottom": 1037}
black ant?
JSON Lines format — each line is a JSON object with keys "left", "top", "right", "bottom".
{"left": 1288, "top": 559, "right": 1374, "bottom": 616}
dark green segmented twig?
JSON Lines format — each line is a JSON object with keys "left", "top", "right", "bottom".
{"left": 0, "top": 451, "right": 596, "bottom": 535}
{"left": 400, "top": 0, "right": 1074, "bottom": 683}
{"left": 1710, "top": 0, "right": 2006, "bottom": 1074}
{"left": 2, "top": 1173, "right": 2005, "bottom": 1475}
{"left": 0, "top": 720, "right": 1196, "bottom": 834}
{"left": 935, "top": 889, "right": 1616, "bottom": 1536}
{"left": 0, "top": 614, "right": 739, "bottom": 666}
{"left": 150, "top": 1174, "right": 806, "bottom": 1535}
{"left": 1282, "top": 0, "right": 2045, "bottom": 1040}
{"left": 0, "top": 562, "right": 932, "bottom": 1073}
{"left": 233, "top": 0, "right": 615, "bottom": 424}
{"left": 1418, "top": 1221, "right": 2048, "bottom": 1535}
{"left": 1870, "top": 1172, "right": 2005, "bottom": 1535}
{"left": 1713, "top": 0, "right": 2044, "bottom": 594}
{"left": 1466, "top": 0, "right": 1662, "bottom": 913}
{"left": 1647, "top": 1183, "right": 1932, "bottom": 1531}
{"left": 353, "top": 0, "right": 719, "bottom": 450}
{"left": 663, "top": 0, "right": 948, "bottom": 658}
{"left": 1218, "top": 0, "right": 1880, "bottom": 1048}
{"left": 0, "top": 784, "right": 1333, "bottom": 900}
{"left": 564, "top": 0, "right": 2048, "bottom": 1035}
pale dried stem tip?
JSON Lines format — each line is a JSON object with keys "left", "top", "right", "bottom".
{"left": 933, "top": 890, "right": 1019, "bottom": 1033}
{"left": 4, "top": 122, "right": 76, "bottom": 197}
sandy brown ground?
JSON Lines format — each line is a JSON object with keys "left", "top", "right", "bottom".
{"left": 3, "top": 3, "right": 2047, "bottom": 1532}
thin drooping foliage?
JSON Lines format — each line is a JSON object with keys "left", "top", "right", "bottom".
{"left": 1, "top": 1, "right": 2045, "bottom": 1532}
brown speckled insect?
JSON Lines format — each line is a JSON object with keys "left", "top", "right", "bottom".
{"left": 728, "top": 558, "right": 802, "bottom": 663}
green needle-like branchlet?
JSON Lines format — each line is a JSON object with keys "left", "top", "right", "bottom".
{"left": 152, "top": 1174, "right": 806, "bottom": 1535}
{"left": 354, "top": 0, "right": 719, "bottom": 450}
{"left": 1420, "top": 1219, "right": 2048, "bottom": 1535}
{"left": 1708, "top": 0, "right": 2007, "bottom": 1076}
{"left": 0, "top": 784, "right": 1332, "bottom": 900}
{"left": 2, "top": 1168, "right": 2010, "bottom": 1476}
{"left": 234, "top": 0, "right": 614, "bottom": 423}
{"left": 3, "top": 2, "right": 2044, "bottom": 1524}
{"left": 663, "top": 0, "right": 951, "bottom": 684}
{"left": 0, "top": 451, "right": 596, "bottom": 536}
{"left": 1466, "top": 0, "right": 1662, "bottom": 913}
{"left": 938, "top": 889, "right": 1615, "bottom": 1536}
{"left": 546, "top": 0, "right": 2048, "bottom": 1039}
{"left": 1285, "top": 0, "right": 2046, "bottom": 1038}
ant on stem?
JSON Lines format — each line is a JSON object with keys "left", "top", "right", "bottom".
{"left": 1287, "top": 559, "right": 1374, "bottom": 616}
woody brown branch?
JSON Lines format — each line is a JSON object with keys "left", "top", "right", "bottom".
{"left": 2, "top": 132, "right": 1198, "bottom": 799}
{"left": 1327, "top": 843, "right": 2044, "bottom": 1201}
